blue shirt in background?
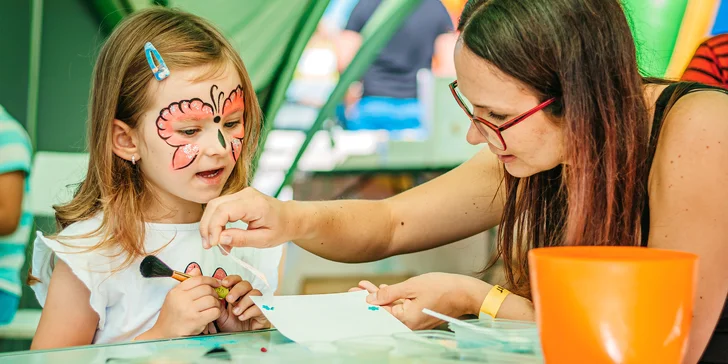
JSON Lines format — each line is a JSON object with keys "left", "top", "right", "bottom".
{"left": 0, "top": 105, "right": 33, "bottom": 302}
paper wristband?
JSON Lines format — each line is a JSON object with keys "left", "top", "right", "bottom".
{"left": 479, "top": 285, "right": 510, "bottom": 318}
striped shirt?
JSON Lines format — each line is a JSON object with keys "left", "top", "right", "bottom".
{"left": 681, "top": 34, "right": 728, "bottom": 87}
{"left": 0, "top": 105, "right": 33, "bottom": 297}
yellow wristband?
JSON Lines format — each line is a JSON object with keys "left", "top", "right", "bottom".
{"left": 479, "top": 285, "right": 510, "bottom": 318}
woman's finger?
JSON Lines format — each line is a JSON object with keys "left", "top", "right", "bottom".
{"left": 358, "top": 280, "right": 379, "bottom": 293}
{"left": 367, "top": 280, "right": 414, "bottom": 305}
{"left": 200, "top": 191, "right": 249, "bottom": 248}
{"left": 200, "top": 194, "right": 233, "bottom": 248}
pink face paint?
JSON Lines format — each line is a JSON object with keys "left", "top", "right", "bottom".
{"left": 221, "top": 85, "right": 245, "bottom": 162}
{"left": 184, "top": 262, "right": 202, "bottom": 275}
{"left": 155, "top": 85, "right": 244, "bottom": 169}
{"left": 156, "top": 99, "right": 213, "bottom": 170}
{"left": 170, "top": 143, "right": 200, "bottom": 170}
{"left": 212, "top": 267, "right": 228, "bottom": 281}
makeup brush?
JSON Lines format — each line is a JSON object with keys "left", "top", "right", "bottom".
{"left": 140, "top": 255, "right": 229, "bottom": 299}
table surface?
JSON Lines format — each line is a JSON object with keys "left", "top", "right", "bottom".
{"left": 0, "top": 329, "right": 292, "bottom": 364}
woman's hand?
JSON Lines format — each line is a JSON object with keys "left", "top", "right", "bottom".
{"left": 348, "top": 281, "right": 403, "bottom": 314}
{"left": 215, "top": 275, "right": 270, "bottom": 332}
{"left": 200, "top": 188, "right": 295, "bottom": 250}
{"left": 364, "top": 273, "right": 491, "bottom": 330}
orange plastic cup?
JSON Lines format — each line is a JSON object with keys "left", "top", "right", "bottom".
{"left": 528, "top": 246, "right": 697, "bottom": 364}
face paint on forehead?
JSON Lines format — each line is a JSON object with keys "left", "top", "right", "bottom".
{"left": 154, "top": 84, "right": 244, "bottom": 169}
{"left": 222, "top": 86, "right": 244, "bottom": 116}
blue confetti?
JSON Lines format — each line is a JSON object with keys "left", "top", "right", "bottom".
{"left": 262, "top": 305, "right": 275, "bottom": 311}
{"left": 368, "top": 306, "right": 380, "bottom": 311}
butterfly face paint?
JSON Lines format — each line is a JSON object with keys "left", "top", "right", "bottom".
{"left": 155, "top": 85, "right": 245, "bottom": 169}
{"left": 220, "top": 85, "right": 245, "bottom": 161}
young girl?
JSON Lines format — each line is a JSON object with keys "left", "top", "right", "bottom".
{"left": 29, "top": 8, "right": 282, "bottom": 348}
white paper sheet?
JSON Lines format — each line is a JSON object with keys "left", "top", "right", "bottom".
{"left": 251, "top": 290, "right": 411, "bottom": 343}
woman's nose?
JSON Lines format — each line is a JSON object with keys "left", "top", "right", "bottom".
{"left": 466, "top": 121, "right": 488, "bottom": 146}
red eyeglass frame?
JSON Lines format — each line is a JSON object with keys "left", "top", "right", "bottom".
{"left": 449, "top": 80, "right": 557, "bottom": 151}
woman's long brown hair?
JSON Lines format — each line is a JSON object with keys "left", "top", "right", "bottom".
{"left": 459, "top": 0, "right": 651, "bottom": 296}
{"left": 29, "top": 7, "right": 262, "bottom": 282}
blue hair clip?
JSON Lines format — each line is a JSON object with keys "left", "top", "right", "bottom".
{"left": 144, "top": 42, "right": 170, "bottom": 81}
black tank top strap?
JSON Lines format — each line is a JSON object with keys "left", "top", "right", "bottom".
{"left": 640, "top": 83, "right": 680, "bottom": 247}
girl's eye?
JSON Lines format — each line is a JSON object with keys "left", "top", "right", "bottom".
{"left": 179, "top": 129, "right": 199, "bottom": 136}
{"left": 224, "top": 120, "right": 241, "bottom": 128}
{"left": 488, "top": 111, "right": 507, "bottom": 121}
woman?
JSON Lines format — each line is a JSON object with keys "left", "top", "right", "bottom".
{"left": 200, "top": 0, "right": 728, "bottom": 361}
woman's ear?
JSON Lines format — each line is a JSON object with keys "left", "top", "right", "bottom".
{"left": 111, "top": 119, "right": 141, "bottom": 163}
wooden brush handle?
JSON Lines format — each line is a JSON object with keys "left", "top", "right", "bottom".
{"left": 171, "top": 271, "right": 191, "bottom": 282}
{"left": 170, "top": 271, "right": 229, "bottom": 299}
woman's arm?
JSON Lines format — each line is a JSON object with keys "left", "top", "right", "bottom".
{"left": 647, "top": 91, "right": 728, "bottom": 363}
{"left": 288, "top": 147, "right": 505, "bottom": 262}
{"left": 31, "top": 259, "right": 99, "bottom": 349}
{"left": 202, "top": 148, "right": 504, "bottom": 263}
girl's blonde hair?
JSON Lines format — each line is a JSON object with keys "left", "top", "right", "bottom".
{"left": 45, "top": 7, "right": 261, "bottom": 273}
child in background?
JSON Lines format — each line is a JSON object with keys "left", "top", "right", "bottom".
{"left": 0, "top": 105, "right": 33, "bottom": 325}
{"left": 29, "top": 7, "right": 282, "bottom": 348}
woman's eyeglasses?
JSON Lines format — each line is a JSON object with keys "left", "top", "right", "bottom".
{"left": 449, "top": 80, "right": 556, "bottom": 151}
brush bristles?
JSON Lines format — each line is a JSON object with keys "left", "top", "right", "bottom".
{"left": 140, "top": 255, "right": 174, "bottom": 278}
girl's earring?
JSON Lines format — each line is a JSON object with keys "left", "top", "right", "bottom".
{"left": 131, "top": 155, "right": 136, "bottom": 165}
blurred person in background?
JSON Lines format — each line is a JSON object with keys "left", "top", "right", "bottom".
{"left": 0, "top": 104, "right": 33, "bottom": 325}
{"left": 335, "top": 0, "right": 456, "bottom": 139}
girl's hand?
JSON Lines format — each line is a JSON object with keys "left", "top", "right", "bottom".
{"left": 151, "top": 268, "right": 222, "bottom": 338}
{"left": 215, "top": 275, "right": 270, "bottom": 332}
